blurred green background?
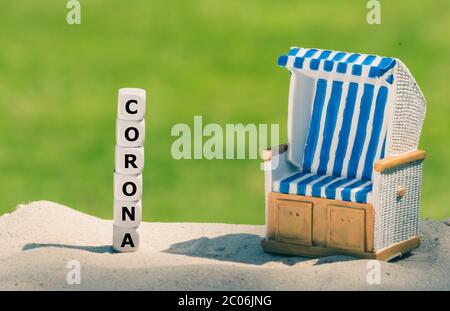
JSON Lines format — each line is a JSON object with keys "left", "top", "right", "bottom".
{"left": 0, "top": 0, "right": 448, "bottom": 223}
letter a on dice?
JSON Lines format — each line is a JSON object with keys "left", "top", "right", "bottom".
{"left": 113, "top": 225, "right": 140, "bottom": 252}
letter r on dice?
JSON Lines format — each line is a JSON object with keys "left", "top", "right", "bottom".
{"left": 115, "top": 146, "right": 144, "bottom": 175}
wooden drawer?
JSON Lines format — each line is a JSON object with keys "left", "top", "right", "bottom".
{"left": 327, "top": 205, "right": 366, "bottom": 252}
{"left": 267, "top": 192, "right": 374, "bottom": 252}
{"left": 276, "top": 201, "right": 312, "bottom": 246}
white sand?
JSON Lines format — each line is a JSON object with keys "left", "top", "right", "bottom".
{"left": 0, "top": 201, "right": 448, "bottom": 290}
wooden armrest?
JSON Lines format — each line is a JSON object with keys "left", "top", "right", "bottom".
{"left": 261, "top": 144, "right": 288, "bottom": 161}
{"left": 374, "top": 150, "right": 426, "bottom": 172}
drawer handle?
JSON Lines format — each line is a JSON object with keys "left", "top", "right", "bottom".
{"left": 398, "top": 186, "right": 406, "bottom": 198}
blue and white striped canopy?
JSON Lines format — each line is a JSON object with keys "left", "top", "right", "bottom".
{"left": 278, "top": 47, "right": 396, "bottom": 84}
{"left": 275, "top": 47, "right": 396, "bottom": 204}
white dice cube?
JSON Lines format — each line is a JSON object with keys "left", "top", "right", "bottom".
{"left": 114, "top": 172, "right": 142, "bottom": 201}
{"left": 115, "top": 146, "right": 144, "bottom": 175}
{"left": 113, "top": 225, "right": 140, "bottom": 252}
{"left": 114, "top": 200, "right": 142, "bottom": 227}
{"left": 118, "top": 88, "right": 146, "bottom": 121}
{"left": 116, "top": 119, "right": 145, "bottom": 147}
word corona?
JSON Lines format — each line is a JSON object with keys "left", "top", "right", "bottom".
{"left": 113, "top": 88, "right": 146, "bottom": 252}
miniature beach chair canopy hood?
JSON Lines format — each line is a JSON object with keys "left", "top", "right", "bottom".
{"left": 262, "top": 47, "right": 426, "bottom": 260}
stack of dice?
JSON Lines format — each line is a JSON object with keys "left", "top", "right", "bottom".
{"left": 113, "top": 88, "right": 146, "bottom": 252}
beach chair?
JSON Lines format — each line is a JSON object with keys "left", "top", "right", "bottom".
{"left": 262, "top": 47, "right": 426, "bottom": 260}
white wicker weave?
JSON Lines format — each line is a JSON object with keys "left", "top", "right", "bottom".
{"left": 372, "top": 60, "right": 426, "bottom": 251}
{"left": 387, "top": 61, "right": 426, "bottom": 156}
{"left": 372, "top": 161, "right": 423, "bottom": 251}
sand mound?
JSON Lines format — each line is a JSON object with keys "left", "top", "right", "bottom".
{"left": 0, "top": 201, "right": 448, "bottom": 290}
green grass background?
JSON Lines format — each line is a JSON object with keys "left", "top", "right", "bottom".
{"left": 0, "top": 0, "right": 449, "bottom": 222}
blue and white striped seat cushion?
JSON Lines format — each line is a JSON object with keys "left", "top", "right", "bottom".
{"left": 273, "top": 171, "right": 372, "bottom": 204}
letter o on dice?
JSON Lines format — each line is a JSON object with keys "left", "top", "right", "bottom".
{"left": 116, "top": 119, "right": 145, "bottom": 147}
{"left": 114, "top": 172, "right": 142, "bottom": 201}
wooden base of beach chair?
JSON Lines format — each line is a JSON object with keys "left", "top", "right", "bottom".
{"left": 261, "top": 235, "right": 420, "bottom": 261}
{"left": 263, "top": 192, "right": 420, "bottom": 261}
